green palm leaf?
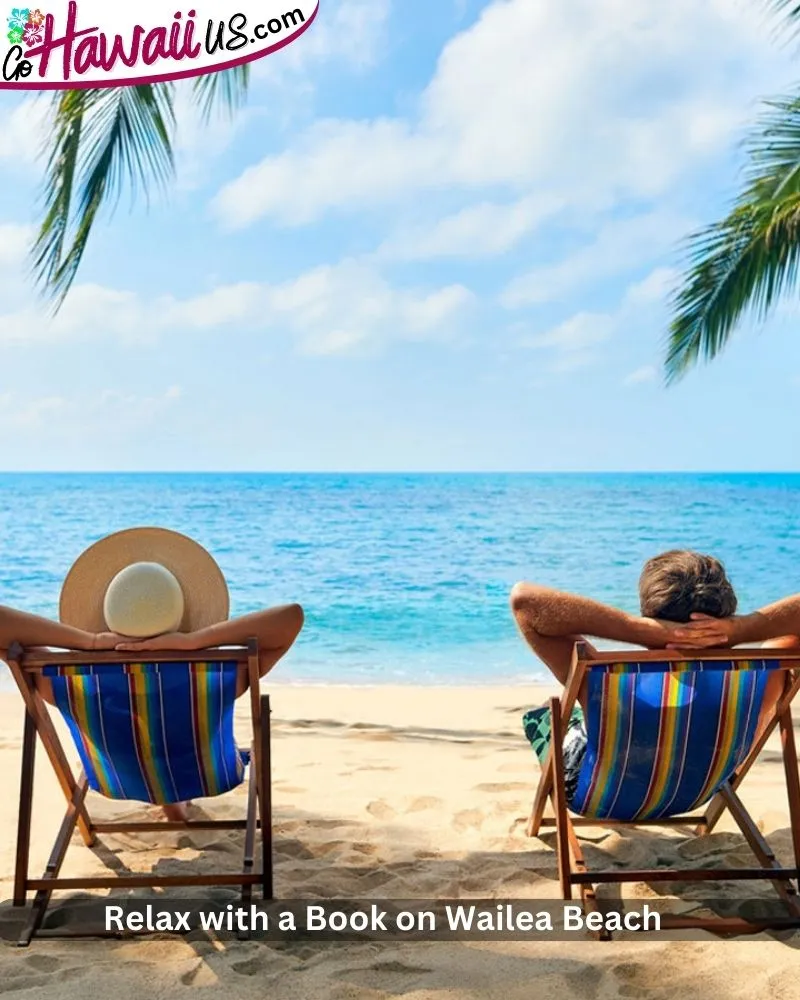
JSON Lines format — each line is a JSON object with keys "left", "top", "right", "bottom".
{"left": 767, "top": 1, "right": 800, "bottom": 22}
{"left": 666, "top": 96, "right": 800, "bottom": 382}
{"left": 193, "top": 63, "right": 250, "bottom": 121}
{"left": 33, "top": 84, "right": 175, "bottom": 308}
{"left": 33, "top": 69, "right": 249, "bottom": 309}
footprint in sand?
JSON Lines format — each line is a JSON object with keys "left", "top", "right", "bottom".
{"left": 406, "top": 796, "right": 444, "bottom": 813}
{"left": 367, "top": 800, "right": 397, "bottom": 820}
{"left": 313, "top": 840, "right": 350, "bottom": 857}
{"left": 277, "top": 839, "right": 316, "bottom": 861}
{"left": 180, "top": 960, "right": 218, "bottom": 987}
{"left": 332, "top": 959, "right": 435, "bottom": 988}
{"left": 677, "top": 832, "right": 743, "bottom": 860}
{"left": 474, "top": 782, "right": 530, "bottom": 793}
{"left": 610, "top": 961, "right": 666, "bottom": 997}
{"left": 23, "top": 956, "right": 61, "bottom": 974}
{"left": 350, "top": 841, "right": 378, "bottom": 856}
{"left": 0, "top": 965, "right": 86, "bottom": 995}
{"left": 231, "top": 956, "right": 274, "bottom": 977}
{"left": 453, "top": 809, "right": 484, "bottom": 831}
{"left": 229, "top": 947, "right": 297, "bottom": 978}
{"left": 307, "top": 818, "right": 352, "bottom": 831}
{"left": 498, "top": 761, "right": 533, "bottom": 774}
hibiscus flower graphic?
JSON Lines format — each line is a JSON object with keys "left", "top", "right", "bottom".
{"left": 22, "top": 21, "right": 41, "bottom": 45}
{"left": 27, "top": 7, "right": 44, "bottom": 26}
{"left": 6, "top": 25, "right": 23, "bottom": 45}
{"left": 6, "top": 8, "right": 30, "bottom": 31}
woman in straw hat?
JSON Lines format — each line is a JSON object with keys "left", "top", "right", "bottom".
{"left": 1, "top": 526, "right": 305, "bottom": 701}
{"left": 1, "top": 529, "right": 304, "bottom": 821}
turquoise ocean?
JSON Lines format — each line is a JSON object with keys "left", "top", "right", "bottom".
{"left": 1, "top": 473, "right": 798, "bottom": 685}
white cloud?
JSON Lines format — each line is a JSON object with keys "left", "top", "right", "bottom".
{"left": 523, "top": 312, "right": 614, "bottom": 353}
{"left": 0, "top": 386, "right": 183, "bottom": 433}
{"left": 0, "top": 284, "right": 148, "bottom": 346}
{"left": 166, "top": 259, "right": 474, "bottom": 354}
{"left": 520, "top": 311, "right": 616, "bottom": 372}
{"left": 378, "top": 194, "right": 565, "bottom": 261}
{"left": 502, "top": 212, "right": 688, "bottom": 307}
{"left": 214, "top": 0, "right": 791, "bottom": 229}
{"left": 624, "top": 365, "right": 658, "bottom": 385}
{"left": 0, "top": 260, "right": 474, "bottom": 356}
{"left": 0, "top": 223, "right": 33, "bottom": 267}
{"left": 172, "top": 83, "right": 256, "bottom": 190}
{"left": 253, "top": 0, "right": 391, "bottom": 83}
{"left": 215, "top": 118, "right": 437, "bottom": 227}
{"left": 624, "top": 267, "right": 677, "bottom": 307}
{"left": 0, "top": 98, "right": 49, "bottom": 166}
{"left": 520, "top": 266, "right": 672, "bottom": 372}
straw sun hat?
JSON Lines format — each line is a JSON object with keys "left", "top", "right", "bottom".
{"left": 59, "top": 527, "right": 229, "bottom": 638}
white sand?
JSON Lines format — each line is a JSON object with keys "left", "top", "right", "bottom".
{"left": 0, "top": 683, "right": 798, "bottom": 998}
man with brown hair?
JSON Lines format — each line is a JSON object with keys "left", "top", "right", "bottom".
{"left": 637, "top": 550, "right": 738, "bottom": 623}
{"left": 510, "top": 550, "right": 796, "bottom": 799}
{"left": 510, "top": 549, "right": 741, "bottom": 694}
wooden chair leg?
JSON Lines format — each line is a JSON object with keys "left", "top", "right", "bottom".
{"left": 564, "top": 817, "right": 611, "bottom": 940}
{"left": 8, "top": 664, "right": 94, "bottom": 846}
{"left": 236, "top": 753, "right": 258, "bottom": 942}
{"left": 527, "top": 748, "right": 554, "bottom": 838}
{"left": 14, "top": 709, "right": 36, "bottom": 907}
{"left": 704, "top": 671, "right": 800, "bottom": 836}
{"left": 549, "top": 697, "right": 573, "bottom": 900}
{"left": 718, "top": 783, "right": 800, "bottom": 913}
{"left": 528, "top": 650, "right": 587, "bottom": 838}
{"left": 779, "top": 707, "right": 800, "bottom": 880}
{"left": 240, "top": 744, "right": 257, "bottom": 899}
{"left": 19, "top": 775, "right": 89, "bottom": 946}
{"left": 259, "top": 694, "right": 273, "bottom": 900}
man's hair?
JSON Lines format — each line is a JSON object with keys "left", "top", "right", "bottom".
{"left": 638, "top": 550, "right": 737, "bottom": 622}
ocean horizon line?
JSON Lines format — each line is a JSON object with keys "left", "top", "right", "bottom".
{"left": 1, "top": 470, "right": 800, "bottom": 477}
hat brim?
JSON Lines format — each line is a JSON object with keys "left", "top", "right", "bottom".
{"left": 60, "top": 527, "right": 229, "bottom": 634}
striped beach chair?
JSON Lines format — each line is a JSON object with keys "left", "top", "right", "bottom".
{"left": 7, "top": 641, "right": 272, "bottom": 946}
{"left": 528, "top": 643, "right": 800, "bottom": 935}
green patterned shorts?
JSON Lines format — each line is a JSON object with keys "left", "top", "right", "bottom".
{"left": 523, "top": 704, "right": 587, "bottom": 804}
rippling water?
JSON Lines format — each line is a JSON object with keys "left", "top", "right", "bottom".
{"left": 0, "top": 473, "right": 798, "bottom": 684}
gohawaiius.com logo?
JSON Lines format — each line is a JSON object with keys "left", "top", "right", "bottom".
{"left": 1, "top": 0, "right": 319, "bottom": 89}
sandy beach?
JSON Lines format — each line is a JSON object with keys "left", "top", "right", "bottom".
{"left": 0, "top": 682, "right": 799, "bottom": 998}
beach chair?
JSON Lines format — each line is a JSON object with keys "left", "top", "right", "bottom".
{"left": 528, "top": 643, "right": 800, "bottom": 936}
{"left": 6, "top": 639, "right": 272, "bottom": 946}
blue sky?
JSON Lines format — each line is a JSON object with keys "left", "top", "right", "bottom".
{"left": 1, "top": 0, "right": 799, "bottom": 471}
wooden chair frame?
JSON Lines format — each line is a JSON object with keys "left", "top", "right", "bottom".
{"left": 528, "top": 642, "right": 800, "bottom": 936}
{"left": 6, "top": 638, "right": 273, "bottom": 946}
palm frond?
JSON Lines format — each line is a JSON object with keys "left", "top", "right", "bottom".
{"left": 33, "top": 84, "right": 175, "bottom": 308}
{"left": 193, "top": 65, "right": 250, "bottom": 122}
{"left": 666, "top": 95, "right": 800, "bottom": 382}
{"left": 766, "top": 1, "right": 800, "bottom": 23}
{"left": 33, "top": 65, "right": 250, "bottom": 309}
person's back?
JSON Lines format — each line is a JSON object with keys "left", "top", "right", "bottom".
{"left": 511, "top": 548, "right": 788, "bottom": 796}
{"left": 510, "top": 548, "right": 740, "bottom": 693}
{"left": 513, "top": 550, "right": 737, "bottom": 801}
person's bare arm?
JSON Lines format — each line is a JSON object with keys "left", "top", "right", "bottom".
{"left": 115, "top": 604, "right": 304, "bottom": 653}
{"left": 669, "top": 594, "right": 800, "bottom": 649}
{"left": 512, "top": 584, "right": 674, "bottom": 646}
{"left": 0, "top": 604, "right": 119, "bottom": 658}
{"left": 510, "top": 583, "right": 674, "bottom": 689}
{"left": 115, "top": 603, "right": 305, "bottom": 695}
